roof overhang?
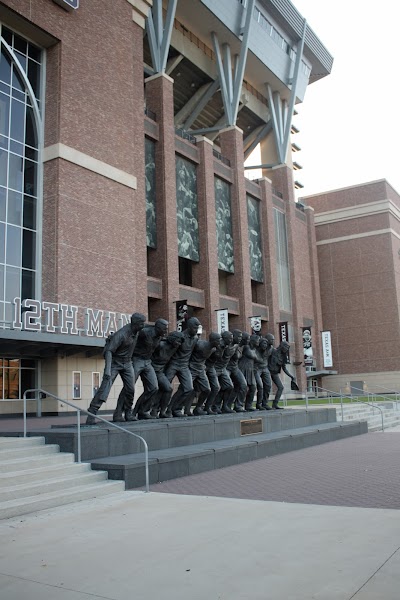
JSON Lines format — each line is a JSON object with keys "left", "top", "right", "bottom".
{"left": 0, "top": 329, "right": 104, "bottom": 359}
{"left": 306, "top": 370, "right": 338, "bottom": 378}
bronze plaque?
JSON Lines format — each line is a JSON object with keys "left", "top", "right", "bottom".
{"left": 240, "top": 418, "right": 263, "bottom": 436}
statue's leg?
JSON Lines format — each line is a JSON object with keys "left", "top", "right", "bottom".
{"left": 262, "top": 370, "right": 272, "bottom": 409}
{"left": 86, "top": 368, "right": 116, "bottom": 424}
{"left": 271, "top": 373, "right": 284, "bottom": 409}
{"left": 192, "top": 373, "right": 210, "bottom": 415}
{"left": 204, "top": 369, "right": 220, "bottom": 415}
{"left": 119, "top": 363, "right": 137, "bottom": 421}
{"left": 231, "top": 369, "right": 246, "bottom": 412}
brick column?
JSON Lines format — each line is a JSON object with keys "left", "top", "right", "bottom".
{"left": 305, "top": 205, "right": 324, "bottom": 373}
{"left": 266, "top": 164, "right": 305, "bottom": 388}
{"left": 145, "top": 73, "right": 179, "bottom": 325}
{"left": 194, "top": 136, "right": 220, "bottom": 333}
{"left": 259, "top": 177, "right": 280, "bottom": 338}
{"left": 219, "top": 126, "right": 253, "bottom": 331}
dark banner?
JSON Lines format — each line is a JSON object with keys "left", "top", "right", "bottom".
{"left": 176, "top": 299, "right": 189, "bottom": 332}
{"left": 302, "top": 327, "right": 313, "bottom": 365}
{"left": 279, "top": 321, "right": 290, "bottom": 362}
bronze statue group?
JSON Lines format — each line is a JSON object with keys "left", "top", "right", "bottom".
{"left": 86, "top": 313, "right": 297, "bottom": 425}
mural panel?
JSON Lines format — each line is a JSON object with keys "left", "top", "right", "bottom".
{"left": 176, "top": 156, "right": 199, "bottom": 261}
{"left": 247, "top": 194, "right": 263, "bottom": 282}
{"left": 215, "top": 177, "right": 234, "bottom": 273}
{"left": 145, "top": 137, "right": 156, "bottom": 248}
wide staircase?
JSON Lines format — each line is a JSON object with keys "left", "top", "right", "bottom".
{"left": 0, "top": 436, "right": 125, "bottom": 520}
{"left": 334, "top": 401, "right": 400, "bottom": 431}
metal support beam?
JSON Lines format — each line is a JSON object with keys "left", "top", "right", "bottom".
{"left": 265, "top": 19, "right": 307, "bottom": 166}
{"left": 145, "top": 0, "right": 178, "bottom": 74}
{"left": 210, "top": 0, "right": 254, "bottom": 127}
{"left": 281, "top": 19, "right": 307, "bottom": 160}
{"left": 244, "top": 163, "right": 278, "bottom": 170}
{"left": 166, "top": 54, "right": 183, "bottom": 76}
{"left": 243, "top": 121, "right": 272, "bottom": 161}
{"left": 182, "top": 78, "right": 220, "bottom": 129}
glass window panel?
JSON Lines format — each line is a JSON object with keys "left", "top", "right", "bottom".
{"left": 11, "top": 87, "right": 25, "bottom": 102}
{"left": 25, "top": 105, "right": 37, "bottom": 148}
{"left": 0, "top": 135, "right": 7, "bottom": 150}
{"left": 10, "top": 139, "right": 23, "bottom": 156}
{"left": 22, "top": 229, "right": 35, "bottom": 269}
{"left": 13, "top": 36, "right": 27, "bottom": 56}
{"left": 24, "top": 146, "right": 37, "bottom": 161}
{"left": 22, "top": 268, "right": 35, "bottom": 299}
{"left": 7, "top": 190, "right": 22, "bottom": 225}
{"left": 27, "top": 59, "right": 40, "bottom": 97}
{"left": 8, "top": 153, "right": 23, "bottom": 191}
{"left": 28, "top": 44, "right": 41, "bottom": 62}
{"left": 23, "top": 194, "right": 36, "bottom": 230}
{"left": 10, "top": 98, "right": 25, "bottom": 142}
{"left": 0, "top": 149, "right": 8, "bottom": 187}
{"left": 2, "top": 28, "right": 12, "bottom": 45}
{"left": 21, "top": 367, "right": 35, "bottom": 397}
{"left": 14, "top": 51, "right": 27, "bottom": 73}
{"left": 0, "top": 91, "right": 10, "bottom": 136}
{"left": 4, "top": 301, "right": 13, "bottom": 325}
{"left": 0, "top": 48, "right": 11, "bottom": 85}
{"left": 21, "top": 359, "right": 35, "bottom": 368}
{"left": 5, "top": 265, "right": 20, "bottom": 301}
{"left": 11, "top": 64, "right": 24, "bottom": 93}
{"left": 6, "top": 364, "right": 19, "bottom": 399}
{"left": 0, "top": 301, "right": 4, "bottom": 327}
{"left": 0, "top": 81, "right": 10, "bottom": 94}
{"left": 24, "top": 159, "right": 36, "bottom": 196}
{"left": 6, "top": 224, "right": 21, "bottom": 266}
{"left": 0, "top": 186, "right": 6, "bottom": 221}
{"left": 0, "top": 264, "right": 4, "bottom": 299}
{"left": 0, "top": 223, "right": 4, "bottom": 263}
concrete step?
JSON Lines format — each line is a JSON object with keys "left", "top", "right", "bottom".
{"left": 91, "top": 420, "right": 368, "bottom": 489}
{"left": 0, "top": 462, "right": 93, "bottom": 487}
{"left": 0, "top": 443, "right": 60, "bottom": 461}
{"left": 0, "top": 436, "right": 45, "bottom": 449}
{"left": 0, "top": 470, "right": 108, "bottom": 502}
{"left": 0, "top": 480, "right": 126, "bottom": 520}
{"left": 0, "top": 451, "right": 75, "bottom": 473}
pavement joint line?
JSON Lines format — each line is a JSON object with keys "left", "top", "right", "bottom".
{"left": 347, "top": 544, "right": 400, "bottom": 600}
{"left": 0, "top": 570, "right": 117, "bottom": 600}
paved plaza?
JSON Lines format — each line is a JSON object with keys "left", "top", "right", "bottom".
{"left": 1, "top": 421, "right": 400, "bottom": 599}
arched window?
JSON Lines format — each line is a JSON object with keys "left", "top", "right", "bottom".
{"left": 0, "top": 26, "right": 42, "bottom": 327}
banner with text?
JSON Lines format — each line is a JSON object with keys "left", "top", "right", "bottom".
{"left": 322, "top": 331, "right": 333, "bottom": 368}
{"left": 176, "top": 299, "right": 189, "bottom": 332}
{"left": 216, "top": 309, "right": 229, "bottom": 333}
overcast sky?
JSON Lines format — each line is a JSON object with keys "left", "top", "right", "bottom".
{"left": 249, "top": 0, "right": 400, "bottom": 199}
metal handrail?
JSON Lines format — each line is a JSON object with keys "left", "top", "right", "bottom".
{"left": 306, "top": 385, "right": 346, "bottom": 421}
{"left": 313, "top": 385, "right": 386, "bottom": 432}
{"left": 22, "top": 388, "right": 150, "bottom": 492}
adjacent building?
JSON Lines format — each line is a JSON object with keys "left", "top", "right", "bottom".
{"left": 303, "top": 179, "right": 400, "bottom": 396}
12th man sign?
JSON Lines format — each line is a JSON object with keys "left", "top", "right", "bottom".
{"left": 53, "top": 0, "right": 79, "bottom": 11}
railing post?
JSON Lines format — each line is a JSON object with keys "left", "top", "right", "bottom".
{"left": 305, "top": 388, "right": 309, "bottom": 410}
{"left": 23, "top": 390, "right": 27, "bottom": 438}
{"left": 77, "top": 410, "right": 81, "bottom": 463}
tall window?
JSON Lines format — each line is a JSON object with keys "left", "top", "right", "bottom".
{"left": 145, "top": 137, "right": 156, "bottom": 248}
{"left": 0, "top": 358, "right": 35, "bottom": 400}
{"left": 0, "top": 26, "right": 42, "bottom": 327}
{"left": 274, "top": 208, "right": 292, "bottom": 312}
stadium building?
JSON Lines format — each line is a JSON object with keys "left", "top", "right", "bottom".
{"left": 0, "top": 0, "right": 333, "bottom": 415}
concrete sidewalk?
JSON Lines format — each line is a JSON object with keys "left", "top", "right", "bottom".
{"left": 1, "top": 490, "right": 400, "bottom": 600}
